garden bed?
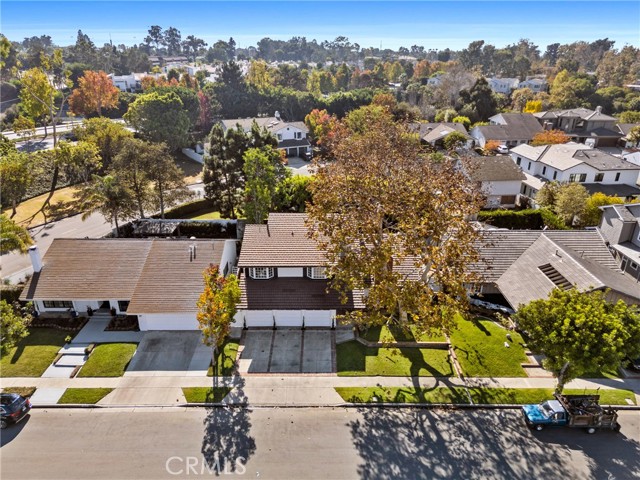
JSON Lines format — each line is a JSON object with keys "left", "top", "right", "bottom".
{"left": 105, "top": 315, "right": 140, "bottom": 331}
{"left": 30, "top": 315, "right": 88, "bottom": 331}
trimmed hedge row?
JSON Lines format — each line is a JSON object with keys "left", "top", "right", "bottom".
{"left": 477, "top": 208, "right": 568, "bottom": 230}
{"left": 153, "top": 199, "right": 213, "bottom": 219}
{"left": 178, "top": 221, "right": 237, "bottom": 239}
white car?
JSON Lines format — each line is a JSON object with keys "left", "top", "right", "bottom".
{"left": 496, "top": 145, "right": 509, "bottom": 154}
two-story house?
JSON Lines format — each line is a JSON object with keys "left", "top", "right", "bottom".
{"left": 470, "top": 112, "right": 543, "bottom": 148}
{"left": 518, "top": 78, "right": 547, "bottom": 92}
{"left": 533, "top": 107, "right": 622, "bottom": 147}
{"left": 487, "top": 77, "right": 519, "bottom": 94}
{"left": 220, "top": 115, "right": 311, "bottom": 157}
{"left": 598, "top": 203, "right": 640, "bottom": 281}
{"left": 459, "top": 156, "right": 525, "bottom": 208}
{"left": 232, "top": 213, "right": 364, "bottom": 328}
{"left": 511, "top": 143, "right": 640, "bottom": 202}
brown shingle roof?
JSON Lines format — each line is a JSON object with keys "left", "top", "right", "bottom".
{"left": 237, "top": 274, "right": 365, "bottom": 310}
{"left": 463, "top": 156, "right": 526, "bottom": 182}
{"left": 237, "top": 213, "right": 325, "bottom": 267}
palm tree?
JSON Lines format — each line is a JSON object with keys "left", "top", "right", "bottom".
{"left": 77, "top": 174, "right": 135, "bottom": 237}
{"left": 0, "top": 214, "right": 33, "bottom": 254}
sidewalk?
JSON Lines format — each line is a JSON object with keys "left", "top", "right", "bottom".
{"left": 3, "top": 374, "right": 640, "bottom": 407}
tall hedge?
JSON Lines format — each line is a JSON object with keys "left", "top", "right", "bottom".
{"left": 477, "top": 208, "right": 568, "bottom": 230}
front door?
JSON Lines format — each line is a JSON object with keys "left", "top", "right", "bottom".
{"left": 621, "top": 257, "right": 628, "bottom": 272}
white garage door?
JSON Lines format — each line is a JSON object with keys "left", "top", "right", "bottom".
{"left": 138, "top": 313, "right": 198, "bottom": 331}
{"left": 244, "top": 311, "right": 274, "bottom": 328}
{"left": 274, "top": 310, "right": 303, "bottom": 327}
{"left": 303, "top": 310, "right": 335, "bottom": 328}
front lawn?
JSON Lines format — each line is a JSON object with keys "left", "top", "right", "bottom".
{"left": 359, "top": 325, "right": 446, "bottom": 343}
{"left": 182, "top": 387, "right": 233, "bottom": 403}
{"left": 335, "top": 387, "right": 636, "bottom": 405}
{"left": 77, "top": 343, "right": 138, "bottom": 377}
{"left": 0, "top": 328, "right": 70, "bottom": 377}
{"left": 450, "top": 316, "right": 528, "bottom": 377}
{"left": 1, "top": 387, "right": 37, "bottom": 398}
{"left": 57, "top": 388, "right": 113, "bottom": 404}
{"left": 207, "top": 340, "right": 240, "bottom": 377}
{"left": 190, "top": 210, "right": 222, "bottom": 220}
{"left": 336, "top": 341, "right": 454, "bottom": 377}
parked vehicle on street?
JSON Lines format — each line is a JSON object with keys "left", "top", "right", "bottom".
{"left": 522, "top": 393, "right": 620, "bottom": 434}
{"left": 497, "top": 145, "right": 510, "bottom": 154}
{"left": 0, "top": 393, "right": 31, "bottom": 429}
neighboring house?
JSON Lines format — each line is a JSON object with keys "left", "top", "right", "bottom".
{"left": 427, "top": 75, "right": 443, "bottom": 87}
{"left": 487, "top": 77, "right": 519, "bottom": 94}
{"left": 510, "top": 143, "right": 640, "bottom": 202}
{"left": 109, "top": 73, "right": 141, "bottom": 92}
{"left": 460, "top": 156, "right": 525, "bottom": 208}
{"left": 470, "top": 113, "right": 543, "bottom": 148}
{"left": 410, "top": 122, "right": 473, "bottom": 149}
{"left": 232, "top": 213, "right": 364, "bottom": 328}
{"left": 598, "top": 203, "right": 640, "bottom": 281}
{"left": 220, "top": 115, "right": 311, "bottom": 157}
{"left": 21, "top": 239, "right": 238, "bottom": 331}
{"left": 518, "top": 78, "right": 547, "bottom": 92}
{"left": 533, "top": 107, "right": 621, "bottom": 147}
{"left": 617, "top": 123, "right": 640, "bottom": 148}
{"left": 470, "top": 229, "right": 640, "bottom": 310}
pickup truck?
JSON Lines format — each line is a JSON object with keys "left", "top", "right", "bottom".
{"left": 522, "top": 394, "right": 620, "bottom": 434}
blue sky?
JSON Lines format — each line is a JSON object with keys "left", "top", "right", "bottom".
{"left": 2, "top": 1, "right": 639, "bottom": 51}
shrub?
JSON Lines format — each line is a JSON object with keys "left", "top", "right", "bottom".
{"left": 477, "top": 208, "right": 567, "bottom": 230}
{"left": 157, "top": 199, "right": 214, "bottom": 219}
{"left": 178, "top": 221, "right": 237, "bottom": 239}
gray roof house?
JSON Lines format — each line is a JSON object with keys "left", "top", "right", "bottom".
{"left": 410, "top": 122, "right": 473, "bottom": 149}
{"left": 220, "top": 116, "right": 311, "bottom": 157}
{"left": 459, "top": 156, "right": 525, "bottom": 208}
{"left": 470, "top": 113, "right": 543, "bottom": 148}
{"left": 598, "top": 203, "right": 640, "bottom": 281}
{"left": 533, "top": 107, "right": 621, "bottom": 147}
{"left": 471, "top": 229, "right": 640, "bottom": 309}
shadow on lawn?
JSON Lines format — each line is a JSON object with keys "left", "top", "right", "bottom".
{"left": 201, "top": 376, "right": 255, "bottom": 474}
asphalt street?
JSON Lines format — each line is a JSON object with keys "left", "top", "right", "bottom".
{"left": 1, "top": 408, "right": 638, "bottom": 480}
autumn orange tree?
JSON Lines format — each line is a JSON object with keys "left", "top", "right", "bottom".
{"left": 196, "top": 265, "right": 241, "bottom": 374}
{"left": 531, "top": 129, "right": 570, "bottom": 146}
{"left": 304, "top": 108, "right": 338, "bottom": 154}
{"left": 307, "top": 111, "right": 484, "bottom": 336}
{"left": 69, "top": 70, "right": 119, "bottom": 117}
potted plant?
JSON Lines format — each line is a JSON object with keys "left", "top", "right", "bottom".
{"left": 110, "top": 306, "right": 117, "bottom": 317}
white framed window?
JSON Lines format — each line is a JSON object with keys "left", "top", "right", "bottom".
{"left": 43, "top": 300, "right": 73, "bottom": 309}
{"left": 615, "top": 172, "right": 620, "bottom": 182}
{"left": 569, "top": 173, "right": 587, "bottom": 183}
{"left": 249, "top": 267, "right": 275, "bottom": 280}
{"left": 277, "top": 134, "right": 282, "bottom": 141}
{"left": 631, "top": 262, "right": 638, "bottom": 270}
{"left": 594, "top": 173, "right": 604, "bottom": 182}
{"left": 295, "top": 131, "right": 302, "bottom": 139}
{"left": 306, "top": 267, "right": 327, "bottom": 279}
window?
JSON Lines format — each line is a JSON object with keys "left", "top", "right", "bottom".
{"left": 542, "top": 166, "right": 546, "bottom": 175}
{"left": 527, "top": 162, "right": 531, "bottom": 170}
{"left": 249, "top": 267, "right": 274, "bottom": 280}
{"left": 306, "top": 267, "right": 327, "bottom": 279}
{"left": 118, "top": 301, "right": 129, "bottom": 312}
{"left": 277, "top": 134, "right": 282, "bottom": 141}
{"left": 295, "top": 131, "right": 302, "bottom": 139}
{"left": 569, "top": 173, "right": 587, "bottom": 183}
{"left": 630, "top": 262, "right": 638, "bottom": 270}
{"left": 553, "top": 171, "right": 557, "bottom": 180}
{"left": 516, "top": 158, "right": 521, "bottom": 166}
{"left": 43, "top": 300, "right": 73, "bottom": 309}
{"left": 615, "top": 172, "right": 620, "bottom": 181}
{"left": 594, "top": 173, "right": 604, "bottom": 182}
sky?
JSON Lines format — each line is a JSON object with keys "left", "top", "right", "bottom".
{"left": 1, "top": 1, "right": 639, "bottom": 51}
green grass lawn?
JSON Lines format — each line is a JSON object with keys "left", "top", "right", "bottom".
{"left": 182, "top": 387, "right": 233, "bottom": 403}
{"left": 57, "top": 388, "right": 113, "bottom": 404}
{"left": 359, "top": 324, "right": 446, "bottom": 343}
{"left": 335, "top": 387, "right": 636, "bottom": 405}
{"left": 189, "top": 209, "right": 222, "bottom": 220}
{"left": 336, "top": 341, "right": 454, "bottom": 377}
{"left": 1, "top": 387, "right": 37, "bottom": 398}
{"left": 77, "top": 343, "right": 138, "bottom": 377}
{"left": 0, "top": 328, "right": 70, "bottom": 377}
{"left": 450, "top": 316, "right": 528, "bottom": 377}
{"left": 207, "top": 340, "right": 240, "bottom": 377}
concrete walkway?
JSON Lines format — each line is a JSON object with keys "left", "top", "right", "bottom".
{"left": 3, "top": 375, "right": 640, "bottom": 407}
{"left": 72, "top": 316, "right": 144, "bottom": 344}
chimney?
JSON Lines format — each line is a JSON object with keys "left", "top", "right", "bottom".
{"left": 28, "top": 245, "right": 43, "bottom": 272}
{"left": 595, "top": 106, "right": 602, "bottom": 114}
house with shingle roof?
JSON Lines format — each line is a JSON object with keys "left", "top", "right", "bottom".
{"left": 598, "top": 203, "right": 640, "bottom": 281}
{"left": 219, "top": 115, "right": 311, "bottom": 158}
{"left": 533, "top": 107, "right": 621, "bottom": 147}
{"left": 471, "top": 229, "right": 640, "bottom": 310}
{"left": 21, "top": 238, "right": 238, "bottom": 330}
{"left": 459, "top": 156, "right": 525, "bottom": 208}
{"left": 510, "top": 142, "right": 640, "bottom": 202}
{"left": 233, "top": 213, "right": 364, "bottom": 328}
{"left": 617, "top": 123, "right": 640, "bottom": 148}
{"left": 470, "top": 112, "right": 543, "bottom": 148}
{"left": 410, "top": 122, "right": 473, "bottom": 149}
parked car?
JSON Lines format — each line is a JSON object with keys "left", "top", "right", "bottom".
{"left": 0, "top": 393, "right": 31, "bottom": 429}
{"left": 496, "top": 145, "right": 509, "bottom": 154}
{"left": 626, "top": 356, "right": 640, "bottom": 372}
{"left": 303, "top": 150, "right": 313, "bottom": 161}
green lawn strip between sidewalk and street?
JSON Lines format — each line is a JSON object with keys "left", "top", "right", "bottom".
{"left": 1, "top": 387, "right": 37, "bottom": 398}
{"left": 77, "top": 343, "right": 138, "bottom": 377}
{"left": 207, "top": 340, "right": 240, "bottom": 377}
{"left": 57, "top": 388, "right": 114, "bottom": 404}
{"left": 182, "top": 387, "right": 233, "bottom": 403}
{"left": 335, "top": 387, "right": 637, "bottom": 405}
{"left": 0, "top": 329, "right": 70, "bottom": 377}
{"left": 450, "top": 316, "right": 528, "bottom": 377}
{"left": 336, "top": 341, "right": 454, "bottom": 377}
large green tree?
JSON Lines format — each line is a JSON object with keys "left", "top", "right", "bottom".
{"left": 75, "top": 117, "right": 133, "bottom": 170}
{"left": 0, "top": 214, "right": 33, "bottom": 254}
{"left": 145, "top": 143, "right": 191, "bottom": 218}
{"left": 515, "top": 289, "right": 640, "bottom": 392}
{"left": 0, "top": 150, "right": 32, "bottom": 217}
{"left": 124, "top": 90, "right": 190, "bottom": 150}
{"left": 0, "top": 299, "right": 31, "bottom": 355}
{"left": 111, "top": 137, "right": 153, "bottom": 218}
{"left": 242, "top": 146, "right": 288, "bottom": 223}
{"left": 307, "top": 112, "right": 483, "bottom": 334}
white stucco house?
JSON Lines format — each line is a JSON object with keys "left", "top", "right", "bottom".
{"left": 518, "top": 78, "right": 547, "bottom": 92}
{"left": 460, "top": 156, "right": 526, "bottom": 208}
{"left": 21, "top": 239, "right": 238, "bottom": 331}
{"left": 510, "top": 142, "right": 640, "bottom": 202}
{"left": 220, "top": 116, "right": 311, "bottom": 157}
{"left": 487, "top": 77, "right": 519, "bottom": 94}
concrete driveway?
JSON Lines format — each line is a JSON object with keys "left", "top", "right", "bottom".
{"left": 124, "top": 331, "right": 211, "bottom": 377}
{"left": 238, "top": 329, "right": 333, "bottom": 374}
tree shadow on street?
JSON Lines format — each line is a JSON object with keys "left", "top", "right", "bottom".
{"left": 201, "top": 376, "right": 256, "bottom": 475}
{"left": 347, "top": 407, "right": 638, "bottom": 479}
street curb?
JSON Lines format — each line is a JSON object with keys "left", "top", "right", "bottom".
{"left": 31, "top": 403, "right": 640, "bottom": 410}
